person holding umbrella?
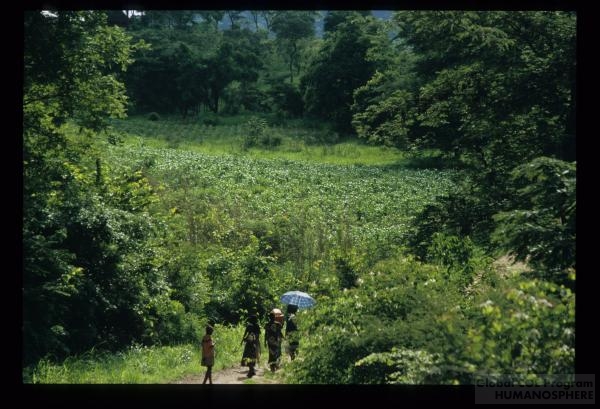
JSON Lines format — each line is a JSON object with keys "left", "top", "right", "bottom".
{"left": 280, "top": 290, "right": 316, "bottom": 361}
{"left": 240, "top": 314, "right": 261, "bottom": 378}
{"left": 285, "top": 304, "right": 299, "bottom": 361}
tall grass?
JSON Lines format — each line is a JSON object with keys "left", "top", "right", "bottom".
{"left": 25, "top": 324, "right": 245, "bottom": 384}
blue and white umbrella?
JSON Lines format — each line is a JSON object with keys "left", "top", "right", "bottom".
{"left": 280, "top": 290, "right": 316, "bottom": 309}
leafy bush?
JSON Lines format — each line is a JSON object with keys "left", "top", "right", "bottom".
{"left": 427, "top": 233, "right": 475, "bottom": 290}
{"left": 437, "top": 276, "right": 575, "bottom": 384}
{"left": 335, "top": 255, "right": 359, "bottom": 290}
{"left": 407, "top": 182, "right": 496, "bottom": 260}
{"left": 242, "top": 116, "right": 269, "bottom": 150}
{"left": 199, "top": 112, "right": 221, "bottom": 126}
{"left": 492, "top": 157, "right": 575, "bottom": 286}
{"left": 353, "top": 348, "right": 443, "bottom": 384}
{"left": 285, "top": 254, "right": 456, "bottom": 384}
{"left": 260, "top": 134, "right": 282, "bottom": 148}
{"left": 268, "top": 82, "right": 304, "bottom": 118}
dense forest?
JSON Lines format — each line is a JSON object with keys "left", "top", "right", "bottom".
{"left": 23, "top": 10, "right": 575, "bottom": 385}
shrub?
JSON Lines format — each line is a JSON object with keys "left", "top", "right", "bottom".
{"left": 302, "top": 129, "right": 340, "bottom": 145}
{"left": 353, "top": 348, "right": 443, "bottom": 384}
{"left": 242, "top": 116, "right": 268, "bottom": 150}
{"left": 335, "top": 256, "right": 359, "bottom": 289}
{"left": 260, "top": 134, "right": 282, "bottom": 148}
{"left": 203, "top": 118, "right": 219, "bottom": 126}
{"left": 267, "top": 81, "right": 304, "bottom": 118}
{"left": 427, "top": 232, "right": 475, "bottom": 290}
{"left": 201, "top": 113, "right": 220, "bottom": 126}
{"left": 491, "top": 157, "right": 575, "bottom": 286}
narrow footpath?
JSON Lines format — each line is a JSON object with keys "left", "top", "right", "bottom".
{"left": 173, "top": 365, "right": 283, "bottom": 384}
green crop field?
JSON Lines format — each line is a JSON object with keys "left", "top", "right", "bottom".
{"left": 103, "top": 127, "right": 458, "bottom": 272}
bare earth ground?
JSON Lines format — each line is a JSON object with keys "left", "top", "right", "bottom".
{"left": 172, "top": 364, "right": 283, "bottom": 384}
{"left": 493, "top": 254, "right": 531, "bottom": 276}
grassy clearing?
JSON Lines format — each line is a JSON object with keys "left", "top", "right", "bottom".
{"left": 108, "top": 116, "right": 408, "bottom": 166}
{"left": 25, "top": 324, "right": 244, "bottom": 384}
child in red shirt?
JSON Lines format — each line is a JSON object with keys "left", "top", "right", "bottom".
{"left": 201, "top": 325, "right": 215, "bottom": 384}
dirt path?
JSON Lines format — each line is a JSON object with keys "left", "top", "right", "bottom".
{"left": 173, "top": 364, "right": 283, "bottom": 384}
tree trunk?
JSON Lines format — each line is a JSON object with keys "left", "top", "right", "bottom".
{"left": 210, "top": 91, "right": 220, "bottom": 113}
{"left": 289, "top": 41, "right": 298, "bottom": 84}
{"left": 250, "top": 12, "right": 260, "bottom": 31}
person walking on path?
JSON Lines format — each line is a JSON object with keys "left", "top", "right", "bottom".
{"left": 241, "top": 315, "right": 261, "bottom": 377}
{"left": 201, "top": 325, "right": 215, "bottom": 384}
{"left": 285, "top": 304, "right": 299, "bottom": 361}
{"left": 264, "top": 309, "right": 284, "bottom": 372}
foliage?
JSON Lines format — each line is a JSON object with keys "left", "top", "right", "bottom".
{"left": 242, "top": 116, "right": 270, "bottom": 149}
{"left": 267, "top": 82, "right": 304, "bottom": 118}
{"left": 323, "top": 11, "right": 370, "bottom": 33}
{"left": 24, "top": 10, "right": 576, "bottom": 386}
{"left": 286, "top": 249, "right": 573, "bottom": 385}
{"left": 427, "top": 232, "right": 475, "bottom": 290}
{"left": 25, "top": 324, "right": 245, "bottom": 383}
{"left": 407, "top": 178, "right": 496, "bottom": 260}
{"left": 354, "top": 348, "right": 443, "bottom": 384}
{"left": 23, "top": 11, "right": 157, "bottom": 364}
{"left": 352, "top": 71, "right": 417, "bottom": 148}
{"left": 126, "top": 23, "right": 264, "bottom": 116}
{"left": 438, "top": 277, "right": 574, "bottom": 383}
{"left": 335, "top": 255, "right": 359, "bottom": 290}
{"left": 271, "top": 11, "right": 317, "bottom": 83}
{"left": 353, "top": 86, "right": 414, "bottom": 148}
{"left": 492, "top": 157, "right": 575, "bottom": 285}
{"left": 351, "top": 12, "right": 575, "bottom": 278}
{"left": 350, "top": 30, "right": 420, "bottom": 148}
{"left": 24, "top": 11, "right": 148, "bottom": 132}
{"left": 301, "top": 14, "right": 384, "bottom": 133}
{"left": 285, "top": 255, "right": 455, "bottom": 384}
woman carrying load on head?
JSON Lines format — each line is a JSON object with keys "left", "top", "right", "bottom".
{"left": 264, "top": 308, "right": 284, "bottom": 372}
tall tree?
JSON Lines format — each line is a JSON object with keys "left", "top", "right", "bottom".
{"left": 301, "top": 13, "right": 382, "bottom": 132}
{"left": 203, "top": 29, "right": 263, "bottom": 113}
{"left": 271, "top": 11, "right": 316, "bottom": 83}
{"left": 389, "top": 11, "right": 576, "bottom": 167}
{"left": 249, "top": 10, "right": 261, "bottom": 31}
{"left": 323, "top": 10, "right": 369, "bottom": 33}
{"left": 199, "top": 10, "right": 224, "bottom": 31}
{"left": 260, "top": 10, "right": 278, "bottom": 34}
{"left": 225, "top": 10, "right": 245, "bottom": 30}
{"left": 23, "top": 11, "right": 173, "bottom": 364}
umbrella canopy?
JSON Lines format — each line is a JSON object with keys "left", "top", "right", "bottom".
{"left": 280, "top": 291, "right": 316, "bottom": 309}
